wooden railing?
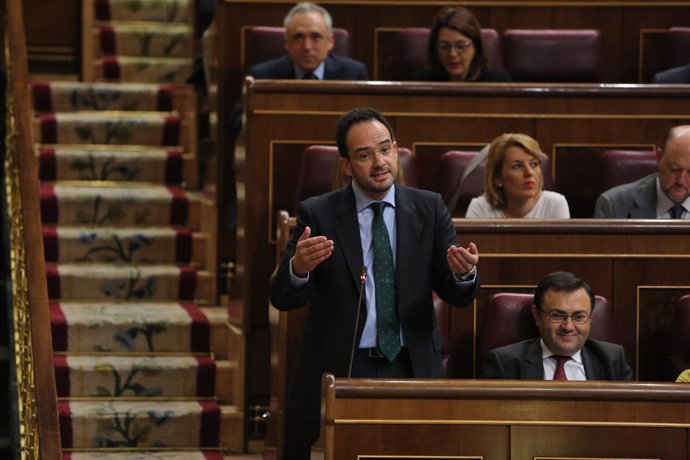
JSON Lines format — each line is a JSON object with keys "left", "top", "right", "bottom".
{"left": 3, "top": 0, "right": 61, "bottom": 457}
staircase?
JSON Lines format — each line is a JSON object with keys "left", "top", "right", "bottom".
{"left": 29, "top": 0, "right": 245, "bottom": 457}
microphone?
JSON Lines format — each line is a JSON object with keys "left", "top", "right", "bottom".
{"left": 347, "top": 266, "right": 368, "bottom": 378}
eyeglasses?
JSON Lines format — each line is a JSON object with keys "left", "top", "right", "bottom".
{"left": 436, "top": 40, "right": 474, "bottom": 53}
{"left": 349, "top": 144, "right": 396, "bottom": 162}
{"left": 540, "top": 309, "right": 591, "bottom": 324}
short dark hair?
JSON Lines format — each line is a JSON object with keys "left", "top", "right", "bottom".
{"left": 335, "top": 107, "right": 396, "bottom": 158}
{"left": 534, "top": 271, "right": 595, "bottom": 311}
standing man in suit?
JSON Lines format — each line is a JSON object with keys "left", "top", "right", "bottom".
{"left": 270, "top": 107, "right": 480, "bottom": 459}
{"left": 483, "top": 271, "right": 633, "bottom": 381}
{"left": 594, "top": 125, "right": 690, "bottom": 219}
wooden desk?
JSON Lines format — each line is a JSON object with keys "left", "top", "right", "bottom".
{"left": 322, "top": 375, "right": 690, "bottom": 460}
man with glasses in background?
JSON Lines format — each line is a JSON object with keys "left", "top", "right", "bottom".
{"left": 483, "top": 271, "right": 633, "bottom": 381}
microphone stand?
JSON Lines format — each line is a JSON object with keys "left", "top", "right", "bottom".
{"left": 347, "top": 266, "right": 368, "bottom": 378}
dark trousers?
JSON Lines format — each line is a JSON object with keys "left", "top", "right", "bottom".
{"left": 282, "top": 348, "right": 413, "bottom": 460}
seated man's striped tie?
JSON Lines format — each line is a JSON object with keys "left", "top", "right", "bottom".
{"left": 553, "top": 355, "right": 570, "bottom": 380}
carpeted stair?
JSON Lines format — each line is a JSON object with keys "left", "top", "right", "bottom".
{"left": 32, "top": 79, "right": 242, "bottom": 459}
{"left": 83, "top": 0, "right": 196, "bottom": 84}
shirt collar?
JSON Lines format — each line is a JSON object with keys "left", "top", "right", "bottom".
{"left": 295, "top": 62, "right": 326, "bottom": 80}
{"left": 351, "top": 180, "right": 396, "bottom": 213}
{"left": 539, "top": 339, "right": 584, "bottom": 365}
{"left": 656, "top": 176, "right": 690, "bottom": 217}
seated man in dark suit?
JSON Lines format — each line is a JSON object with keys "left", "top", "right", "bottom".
{"left": 594, "top": 125, "right": 690, "bottom": 219}
{"left": 231, "top": 2, "right": 369, "bottom": 136}
{"left": 653, "top": 64, "right": 690, "bottom": 83}
{"left": 484, "top": 271, "right": 633, "bottom": 381}
{"left": 248, "top": 2, "right": 368, "bottom": 81}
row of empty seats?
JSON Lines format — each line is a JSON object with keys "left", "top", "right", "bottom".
{"left": 292, "top": 145, "right": 657, "bottom": 218}
{"left": 243, "top": 26, "right": 690, "bottom": 83}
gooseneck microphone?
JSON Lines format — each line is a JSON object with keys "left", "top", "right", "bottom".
{"left": 347, "top": 266, "right": 368, "bottom": 378}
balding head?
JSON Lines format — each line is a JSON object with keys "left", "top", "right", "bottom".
{"left": 661, "top": 125, "right": 690, "bottom": 153}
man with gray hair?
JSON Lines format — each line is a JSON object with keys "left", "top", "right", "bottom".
{"left": 246, "top": 2, "right": 367, "bottom": 80}
{"left": 230, "top": 2, "right": 368, "bottom": 134}
{"left": 594, "top": 125, "right": 690, "bottom": 219}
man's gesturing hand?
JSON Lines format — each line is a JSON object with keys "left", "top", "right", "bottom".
{"left": 446, "top": 242, "right": 479, "bottom": 278}
{"left": 291, "top": 226, "right": 335, "bottom": 277}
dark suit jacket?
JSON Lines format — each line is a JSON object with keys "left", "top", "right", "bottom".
{"left": 247, "top": 53, "right": 368, "bottom": 80}
{"left": 270, "top": 184, "right": 480, "bottom": 420}
{"left": 653, "top": 64, "right": 690, "bottom": 83}
{"left": 230, "top": 53, "right": 368, "bottom": 138}
{"left": 483, "top": 337, "right": 634, "bottom": 380}
{"left": 594, "top": 173, "right": 658, "bottom": 218}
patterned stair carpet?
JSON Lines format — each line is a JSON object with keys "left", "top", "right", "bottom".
{"left": 31, "top": 77, "right": 237, "bottom": 458}
{"left": 59, "top": 400, "right": 220, "bottom": 449}
{"left": 51, "top": 302, "right": 209, "bottom": 353}
{"left": 88, "top": 0, "right": 195, "bottom": 83}
{"left": 38, "top": 146, "right": 184, "bottom": 183}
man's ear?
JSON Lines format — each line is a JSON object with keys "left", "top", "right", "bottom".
{"left": 327, "top": 33, "right": 335, "bottom": 52}
{"left": 531, "top": 304, "right": 540, "bottom": 325}
{"left": 339, "top": 157, "right": 352, "bottom": 177}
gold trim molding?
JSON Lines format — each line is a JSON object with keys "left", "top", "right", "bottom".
{"left": 4, "top": 32, "right": 40, "bottom": 459}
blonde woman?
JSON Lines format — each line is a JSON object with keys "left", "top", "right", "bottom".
{"left": 466, "top": 133, "right": 570, "bottom": 218}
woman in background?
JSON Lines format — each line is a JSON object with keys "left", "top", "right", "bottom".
{"left": 407, "top": 6, "right": 511, "bottom": 82}
{"left": 466, "top": 133, "right": 570, "bottom": 218}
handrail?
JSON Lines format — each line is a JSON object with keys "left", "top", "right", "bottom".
{"left": 3, "top": 0, "right": 62, "bottom": 457}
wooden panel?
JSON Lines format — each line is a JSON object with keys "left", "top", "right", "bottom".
{"left": 640, "top": 29, "right": 671, "bottom": 83}
{"left": 512, "top": 425, "right": 685, "bottom": 459}
{"left": 323, "top": 377, "right": 690, "bottom": 460}
{"left": 23, "top": 0, "right": 80, "bottom": 75}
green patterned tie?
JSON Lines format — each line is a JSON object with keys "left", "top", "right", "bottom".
{"left": 371, "top": 202, "right": 401, "bottom": 362}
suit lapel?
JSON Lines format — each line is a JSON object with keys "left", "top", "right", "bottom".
{"left": 393, "top": 186, "right": 422, "bottom": 308}
{"left": 630, "top": 175, "right": 657, "bottom": 218}
{"left": 333, "top": 185, "right": 365, "bottom": 289}
{"left": 323, "top": 55, "right": 340, "bottom": 79}
{"left": 582, "top": 344, "right": 604, "bottom": 380}
{"left": 525, "top": 340, "right": 545, "bottom": 379}
{"left": 276, "top": 56, "right": 297, "bottom": 79}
